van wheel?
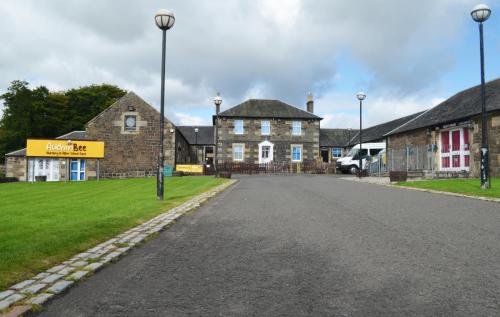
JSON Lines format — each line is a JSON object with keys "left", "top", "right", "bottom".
{"left": 349, "top": 165, "right": 359, "bottom": 175}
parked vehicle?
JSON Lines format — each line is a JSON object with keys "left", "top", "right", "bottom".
{"left": 339, "top": 143, "right": 386, "bottom": 174}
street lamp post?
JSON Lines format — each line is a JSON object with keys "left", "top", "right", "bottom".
{"left": 194, "top": 128, "right": 199, "bottom": 164}
{"left": 154, "top": 9, "right": 175, "bottom": 200}
{"left": 214, "top": 93, "right": 222, "bottom": 177}
{"left": 471, "top": 4, "right": 492, "bottom": 189}
{"left": 356, "top": 92, "right": 366, "bottom": 178}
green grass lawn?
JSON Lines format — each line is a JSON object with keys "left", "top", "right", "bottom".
{"left": 0, "top": 176, "right": 226, "bottom": 290}
{"left": 398, "top": 178, "right": 500, "bottom": 199}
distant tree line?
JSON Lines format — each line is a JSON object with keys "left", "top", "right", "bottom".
{"left": 0, "top": 80, "right": 126, "bottom": 163}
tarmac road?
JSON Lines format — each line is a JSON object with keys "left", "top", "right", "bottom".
{"left": 35, "top": 175, "right": 500, "bottom": 316}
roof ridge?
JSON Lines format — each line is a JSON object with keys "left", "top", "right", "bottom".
{"left": 384, "top": 108, "right": 433, "bottom": 136}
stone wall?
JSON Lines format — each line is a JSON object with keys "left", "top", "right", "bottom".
{"left": 6, "top": 157, "right": 26, "bottom": 180}
{"left": 216, "top": 118, "right": 320, "bottom": 163}
{"left": 85, "top": 92, "right": 177, "bottom": 179}
{"left": 471, "top": 113, "right": 500, "bottom": 177}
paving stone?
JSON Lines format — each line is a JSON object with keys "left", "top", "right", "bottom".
{"left": 116, "top": 247, "right": 131, "bottom": 253}
{"left": 21, "top": 283, "right": 46, "bottom": 294}
{"left": 47, "top": 265, "right": 66, "bottom": 273}
{"left": 47, "top": 280, "right": 74, "bottom": 294}
{"left": 33, "top": 272, "right": 51, "bottom": 280}
{"left": 75, "top": 252, "right": 91, "bottom": 259}
{"left": 10, "top": 279, "right": 35, "bottom": 290}
{"left": 68, "top": 270, "right": 89, "bottom": 281}
{"left": 84, "top": 262, "right": 104, "bottom": 272}
{"left": 104, "top": 251, "right": 122, "bottom": 260}
{"left": 28, "top": 293, "right": 54, "bottom": 305}
{"left": 70, "top": 260, "right": 88, "bottom": 268}
{"left": 0, "top": 293, "right": 25, "bottom": 310}
{"left": 41, "top": 273, "right": 63, "bottom": 284}
{"left": 0, "top": 290, "right": 14, "bottom": 301}
{"left": 87, "top": 253, "right": 102, "bottom": 260}
{"left": 57, "top": 267, "right": 75, "bottom": 276}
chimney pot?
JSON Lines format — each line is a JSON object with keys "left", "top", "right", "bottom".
{"left": 306, "top": 93, "right": 314, "bottom": 113}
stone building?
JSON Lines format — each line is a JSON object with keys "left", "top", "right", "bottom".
{"left": 319, "top": 129, "right": 357, "bottom": 163}
{"left": 5, "top": 92, "right": 193, "bottom": 181}
{"left": 385, "top": 78, "right": 500, "bottom": 177}
{"left": 214, "top": 97, "right": 321, "bottom": 164}
{"left": 176, "top": 126, "right": 215, "bottom": 165}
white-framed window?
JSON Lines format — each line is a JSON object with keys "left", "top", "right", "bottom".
{"left": 332, "top": 147, "right": 342, "bottom": 158}
{"left": 261, "top": 120, "right": 270, "bottom": 135}
{"left": 291, "top": 145, "right": 302, "bottom": 162}
{"left": 233, "top": 144, "right": 244, "bottom": 161}
{"left": 234, "top": 120, "right": 244, "bottom": 135}
{"left": 292, "top": 121, "right": 301, "bottom": 136}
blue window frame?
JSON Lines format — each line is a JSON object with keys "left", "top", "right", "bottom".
{"left": 70, "top": 159, "right": 86, "bottom": 181}
{"left": 332, "top": 147, "right": 342, "bottom": 158}
{"left": 292, "top": 145, "right": 301, "bottom": 162}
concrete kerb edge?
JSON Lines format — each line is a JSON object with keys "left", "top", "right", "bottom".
{"left": 0, "top": 179, "right": 238, "bottom": 317}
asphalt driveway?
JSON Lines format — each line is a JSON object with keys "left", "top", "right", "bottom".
{"left": 35, "top": 175, "right": 500, "bottom": 316}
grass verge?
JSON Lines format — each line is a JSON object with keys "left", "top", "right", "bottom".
{"left": 398, "top": 178, "right": 500, "bottom": 199}
{"left": 0, "top": 176, "right": 226, "bottom": 290}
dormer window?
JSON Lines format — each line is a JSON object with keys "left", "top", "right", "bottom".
{"left": 124, "top": 115, "right": 137, "bottom": 131}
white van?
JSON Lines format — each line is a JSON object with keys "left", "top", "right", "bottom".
{"left": 338, "top": 142, "right": 386, "bottom": 174}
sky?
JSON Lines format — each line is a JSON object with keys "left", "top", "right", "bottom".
{"left": 1, "top": 0, "right": 499, "bottom": 129}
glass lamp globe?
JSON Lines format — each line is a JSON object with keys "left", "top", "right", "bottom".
{"left": 155, "top": 9, "right": 175, "bottom": 30}
{"left": 356, "top": 92, "right": 366, "bottom": 101}
{"left": 471, "top": 4, "right": 491, "bottom": 23}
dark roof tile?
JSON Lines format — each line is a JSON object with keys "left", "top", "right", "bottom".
{"left": 217, "top": 99, "right": 321, "bottom": 120}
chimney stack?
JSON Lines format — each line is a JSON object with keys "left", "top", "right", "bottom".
{"left": 306, "top": 93, "right": 314, "bottom": 113}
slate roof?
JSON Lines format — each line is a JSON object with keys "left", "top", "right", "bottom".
{"left": 387, "top": 78, "right": 500, "bottom": 136}
{"left": 5, "top": 131, "right": 87, "bottom": 157}
{"left": 349, "top": 111, "right": 425, "bottom": 144}
{"left": 177, "top": 126, "right": 214, "bottom": 145}
{"left": 217, "top": 99, "right": 321, "bottom": 120}
{"left": 319, "top": 129, "right": 358, "bottom": 147}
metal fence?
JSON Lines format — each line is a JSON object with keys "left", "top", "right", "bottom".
{"left": 217, "top": 161, "right": 337, "bottom": 175}
{"left": 367, "top": 146, "right": 435, "bottom": 175}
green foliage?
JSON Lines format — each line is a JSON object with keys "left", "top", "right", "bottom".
{"left": 398, "top": 178, "right": 500, "bottom": 198}
{"left": 0, "top": 176, "right": 227, "bottom": 290}
{"left": 0, "top": 81, "right": 126, "bottom": 162}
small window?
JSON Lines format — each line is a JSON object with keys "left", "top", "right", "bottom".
{"left": 261, "top": 120, "right": 270, "bottom": 135}
{"left": 234, "top": 120, "right": 244, "bottom": 135}
{"left": 292, "top": 145, "right": 302, "bottom": 162}
{"left": 233, "top": 144, "right": 244, "bottom": 161}
{"left": 292, "top": 121, "right": 301, "bottom": 136}
{"left": 332, "top": 148, "right": 342, "bottom": 158}
{"left": 124, "top": 115, "right": 137, "bottom": 131}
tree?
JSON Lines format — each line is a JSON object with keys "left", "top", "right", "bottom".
{"left": 0, "top": 81, "right": 126, "bottom": 163}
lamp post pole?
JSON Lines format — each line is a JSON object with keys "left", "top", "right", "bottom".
{"left": 195, "top": 128, "right": 199, "bottom": 164}
{"left": 214, "top": 93, "right": 222, "bottom": 177}
{"left": 471, "top": 4, "right": 491, "bottom": 189}
{"left": 154, "top": 9, "right": 175, "bottom": 200}
{"left": 357, "top": 92, "right": 366, "bottom": 178}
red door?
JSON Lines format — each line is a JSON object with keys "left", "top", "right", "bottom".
{"left": 451, "top": 130, "right": 461, "bottom": 167}
{"left": 441, "top": 131, "right": 450, "bottom": 168}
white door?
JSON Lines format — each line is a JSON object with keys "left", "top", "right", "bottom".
{"left": 258, "top": 140, "right": 274, "bottom": 164}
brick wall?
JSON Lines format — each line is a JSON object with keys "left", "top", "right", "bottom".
{"left": 216, "top": 118, "right": 320, "bottom": 163}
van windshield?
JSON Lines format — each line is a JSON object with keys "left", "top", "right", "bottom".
{"left": 347, "top": 148, "right": 359, "bottom": 157}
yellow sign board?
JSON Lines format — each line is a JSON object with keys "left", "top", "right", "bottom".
{"left": 26, "top": 139, "right": 105, "bottom": 159}
{"left": 176, "top": 164, "right": 204, "bottom": 174}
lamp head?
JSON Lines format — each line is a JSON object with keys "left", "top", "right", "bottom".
{"left": 214, "top": 92, "right": 222, "bottom": 106}
{"left": 155, "top": 9, "right": 175, "bottom": 30}
{"left": 356, "top": 92, "right": 366, "bottom": 101}
{"left": 471, "top": 4, "right": 491, "bottom": 23}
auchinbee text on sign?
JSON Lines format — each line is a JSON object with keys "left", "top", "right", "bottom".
{"left": 26, "top": 139, "right": 105, "bottom": 159}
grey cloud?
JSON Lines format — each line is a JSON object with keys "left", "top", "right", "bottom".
{"left": 0, "top": 0, "right": 477, "bottom": 123}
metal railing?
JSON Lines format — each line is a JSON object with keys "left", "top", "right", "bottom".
{"left": 367, "top": 146, "right": 436, "bottom": 175}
